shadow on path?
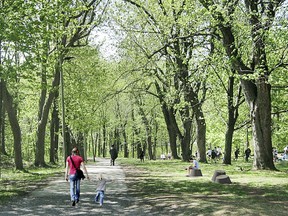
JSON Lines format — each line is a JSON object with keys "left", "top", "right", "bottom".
{"left": 0, "top": 158, "right": 142, "bottom": 216}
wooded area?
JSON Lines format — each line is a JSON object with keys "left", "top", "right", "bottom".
{"left": 0, "top": 0, "right": 287, "bottom": 171}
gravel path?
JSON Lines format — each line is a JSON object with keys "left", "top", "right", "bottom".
{"left": 0, "top": 158, "right": 143, "bottom": 216}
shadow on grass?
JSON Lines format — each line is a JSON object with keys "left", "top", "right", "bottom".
{"left": 124, "top": 176, "right": 288, "bottom": 215}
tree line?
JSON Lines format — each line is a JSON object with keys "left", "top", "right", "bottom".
{"left": 0, "top": 0, "right": 287, "bottom": 171}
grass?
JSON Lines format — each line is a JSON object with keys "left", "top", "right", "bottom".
{"left": 0, "top": 164, "right": 63, "bottom": 204}
{"left": 118, "top": 158, "right": 288, "bottom": 216}
{"left": 1, "top": 156, "right": 287, "bottom": 215}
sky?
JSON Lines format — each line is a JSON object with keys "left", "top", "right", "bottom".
{"left": 89, "top": 26, "right": 120, "bottom": 61}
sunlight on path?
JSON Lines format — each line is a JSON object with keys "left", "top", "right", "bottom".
{"left": 0, "top": 158, "right": 133, "bottom": 216}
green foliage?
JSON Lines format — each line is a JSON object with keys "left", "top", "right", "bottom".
{"left": 63, "top": 46, "right": 120, "bottom": 132}
{"left": 1, "top": 0, "right": 288, "bottom": 170}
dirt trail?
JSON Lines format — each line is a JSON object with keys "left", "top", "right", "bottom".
{"left": 0, "top": 158, "right": 142, "bottom": 216}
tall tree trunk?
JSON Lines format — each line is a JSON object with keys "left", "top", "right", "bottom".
{"left": 64, "top": 124, "right": 73, "bottom": 158}
{"left": 92, "top": 132, "right": 98, "bottom": 161}
{"left": 192, "top": 104, "right": 206, "bottom": 163}
{"left": 164, "top": 105, "right": 180, "bottom": 159}
{"left": 188, "top": 89, "right": 207, "bottom": 163}
{"left": 77, "top": 132, "right": 85, "bottom": 160}
{"left": 153, "top": 120, "right": 158, "bottom": 160}
{"left": 223, "top": 79, "right": 242, "bottom": 164}
{"left": 50, "top": 98, "right": 59, "bottom": 163}
{"left": 224, "top": 76, "right": 235, "bottom": 165}
{"left": 155, "top": 82, "right": 179, "bottom": 159}
{"left": 0, "top": 42, "right": 7, "bottom": 156}
{"left": 0, "top": 110, "right": 6, "bottom": 156}
{"left": 137, "top": 103, "right": 153, "bottom": 160}
{"left": 54, "top": 103, "right": 59, "bottom": 162}
{"left": 0, "top": 79, "right": 7, "bottom": 155}
{"left": 224, "top": 125, "right": 234, "bottom": 164}
{"left": 122, "top": 125, "right": 129, "bottom": 158}
{"left": 97, "top": 130, "right": 101, "bottom": 157}
{"left": 179, "top": 107, "right": 192, "bottom": 161}
{"left": 114, "top": 127, "right": 120, "bottom": 151}
{"left": 49, "top": 107, "right": 56, "bottom": 164}
{"left": 2, "top": 82, "right": 23, "bottom": 170}
{"left": 242, "top": 79, "right": 275, "bottom": 169}
{"left": 35, "top": 61, "right": 61, "bottom": 166}
{"left": 131, "top": 107, "right": 140, "bottom": 158}
{"left": 221, "top": 21, "right": 275, "bottom": 169}
{"left": 102, "top": 122, "right": 106, "bottom": 158}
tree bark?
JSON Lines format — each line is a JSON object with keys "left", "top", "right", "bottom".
{"left": 2, "top": 81, "right": 23, "bottom": 170}
{"left": 35, "top": 60, "right": 61, "bottom": 166}
{"left": 242, "top": 79, "right": 275, "bottom": 169}
{"left": 193, "top": 105, "right": 207, "bottom": 163}
{"left": 91, "top": 132, "right": 98, "bottom": 162}
{"left": 155, "top": 81, "right": 179, "bottom": 159}
{"left": 136, "top": 100, "right": 153, "bottom": 160}
{"left": 97, "top": 130, "right": 101, "bottom": 157}
{"left": 163, "top": 103, "right": 180, "bottom": 159}
{"left": 102, "top": 122, "right": 106, "bottom": 158}
{"left": 187, "top": 88, "right": 207, "bottom": 163}
{"left": 0, "top": 79, "right": 8, "bottom": 156}
{"left": 122, "top": 125, "right": 129, "bottom": 158}
{"left": 179, "top": 107, "right": 192, "bottom": 161}
{"left": 223, "top": 77, "right": 241, "bottom": 165}
{"left": 76, "top": 132, "right": 85, "bottom": 161}
{"left": 50, "top": 98, "right": 59, "bottom": 163}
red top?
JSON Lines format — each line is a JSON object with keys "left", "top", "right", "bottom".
{"left": 66, "top": 155, "right": 83, "bottom": 175}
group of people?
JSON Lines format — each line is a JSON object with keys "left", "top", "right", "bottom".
{"left": 206, "top": 147, "right": 222, "bottom": 163}
{"left": 273, "top": 146, "right": 288, "bottom": 161}
{"left": 65, "top": 145, "right": 118, "bottom": 207}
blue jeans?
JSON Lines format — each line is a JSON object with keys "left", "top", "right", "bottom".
{"left": 69, "top": 174, "right": 81, "bottom": 201}
{"left": 95, "top": 190, "right": 104, "bottom": 205}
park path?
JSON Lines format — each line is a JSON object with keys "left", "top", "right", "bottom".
{"left": 0, "top": 158, "right": 144, "bottom": 216}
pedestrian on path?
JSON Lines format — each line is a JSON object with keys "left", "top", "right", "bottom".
{"left": 95, "top": 174, "right": 111, "bottom": 206}
{"left": 139, "top": 150, "right": 145, "bottom": 162}
{"left": 109, "top": 144, "right": 118, "bottom": 166}
{"left": 65, "top": 147, "right": 90, "bottom": 206}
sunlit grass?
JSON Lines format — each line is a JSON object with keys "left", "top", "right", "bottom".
{"left": 118, "top": 157, "right": 288, "bottom": 215}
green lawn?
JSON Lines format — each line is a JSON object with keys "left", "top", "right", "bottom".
{"left": 1, "top": 157, "right": 287, "bottom": 215}
{"left": 118, "top": 158, "right": 288, "bottom": 216}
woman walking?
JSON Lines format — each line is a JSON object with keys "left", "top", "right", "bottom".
{"left": 65, "top": 147, "right": 90, "bottom": 206}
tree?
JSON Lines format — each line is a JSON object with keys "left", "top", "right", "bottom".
{"left": 198, "top": 0, "right": 288, "bottom": 169}
{"left": 34, "top": 0, "right": 106, "bottom": 166}
{"left": 117, "top": 0, "right": 211, "bottom": 161}
{"left": 2, "top": 81, "right": 23, "bottom": 170}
